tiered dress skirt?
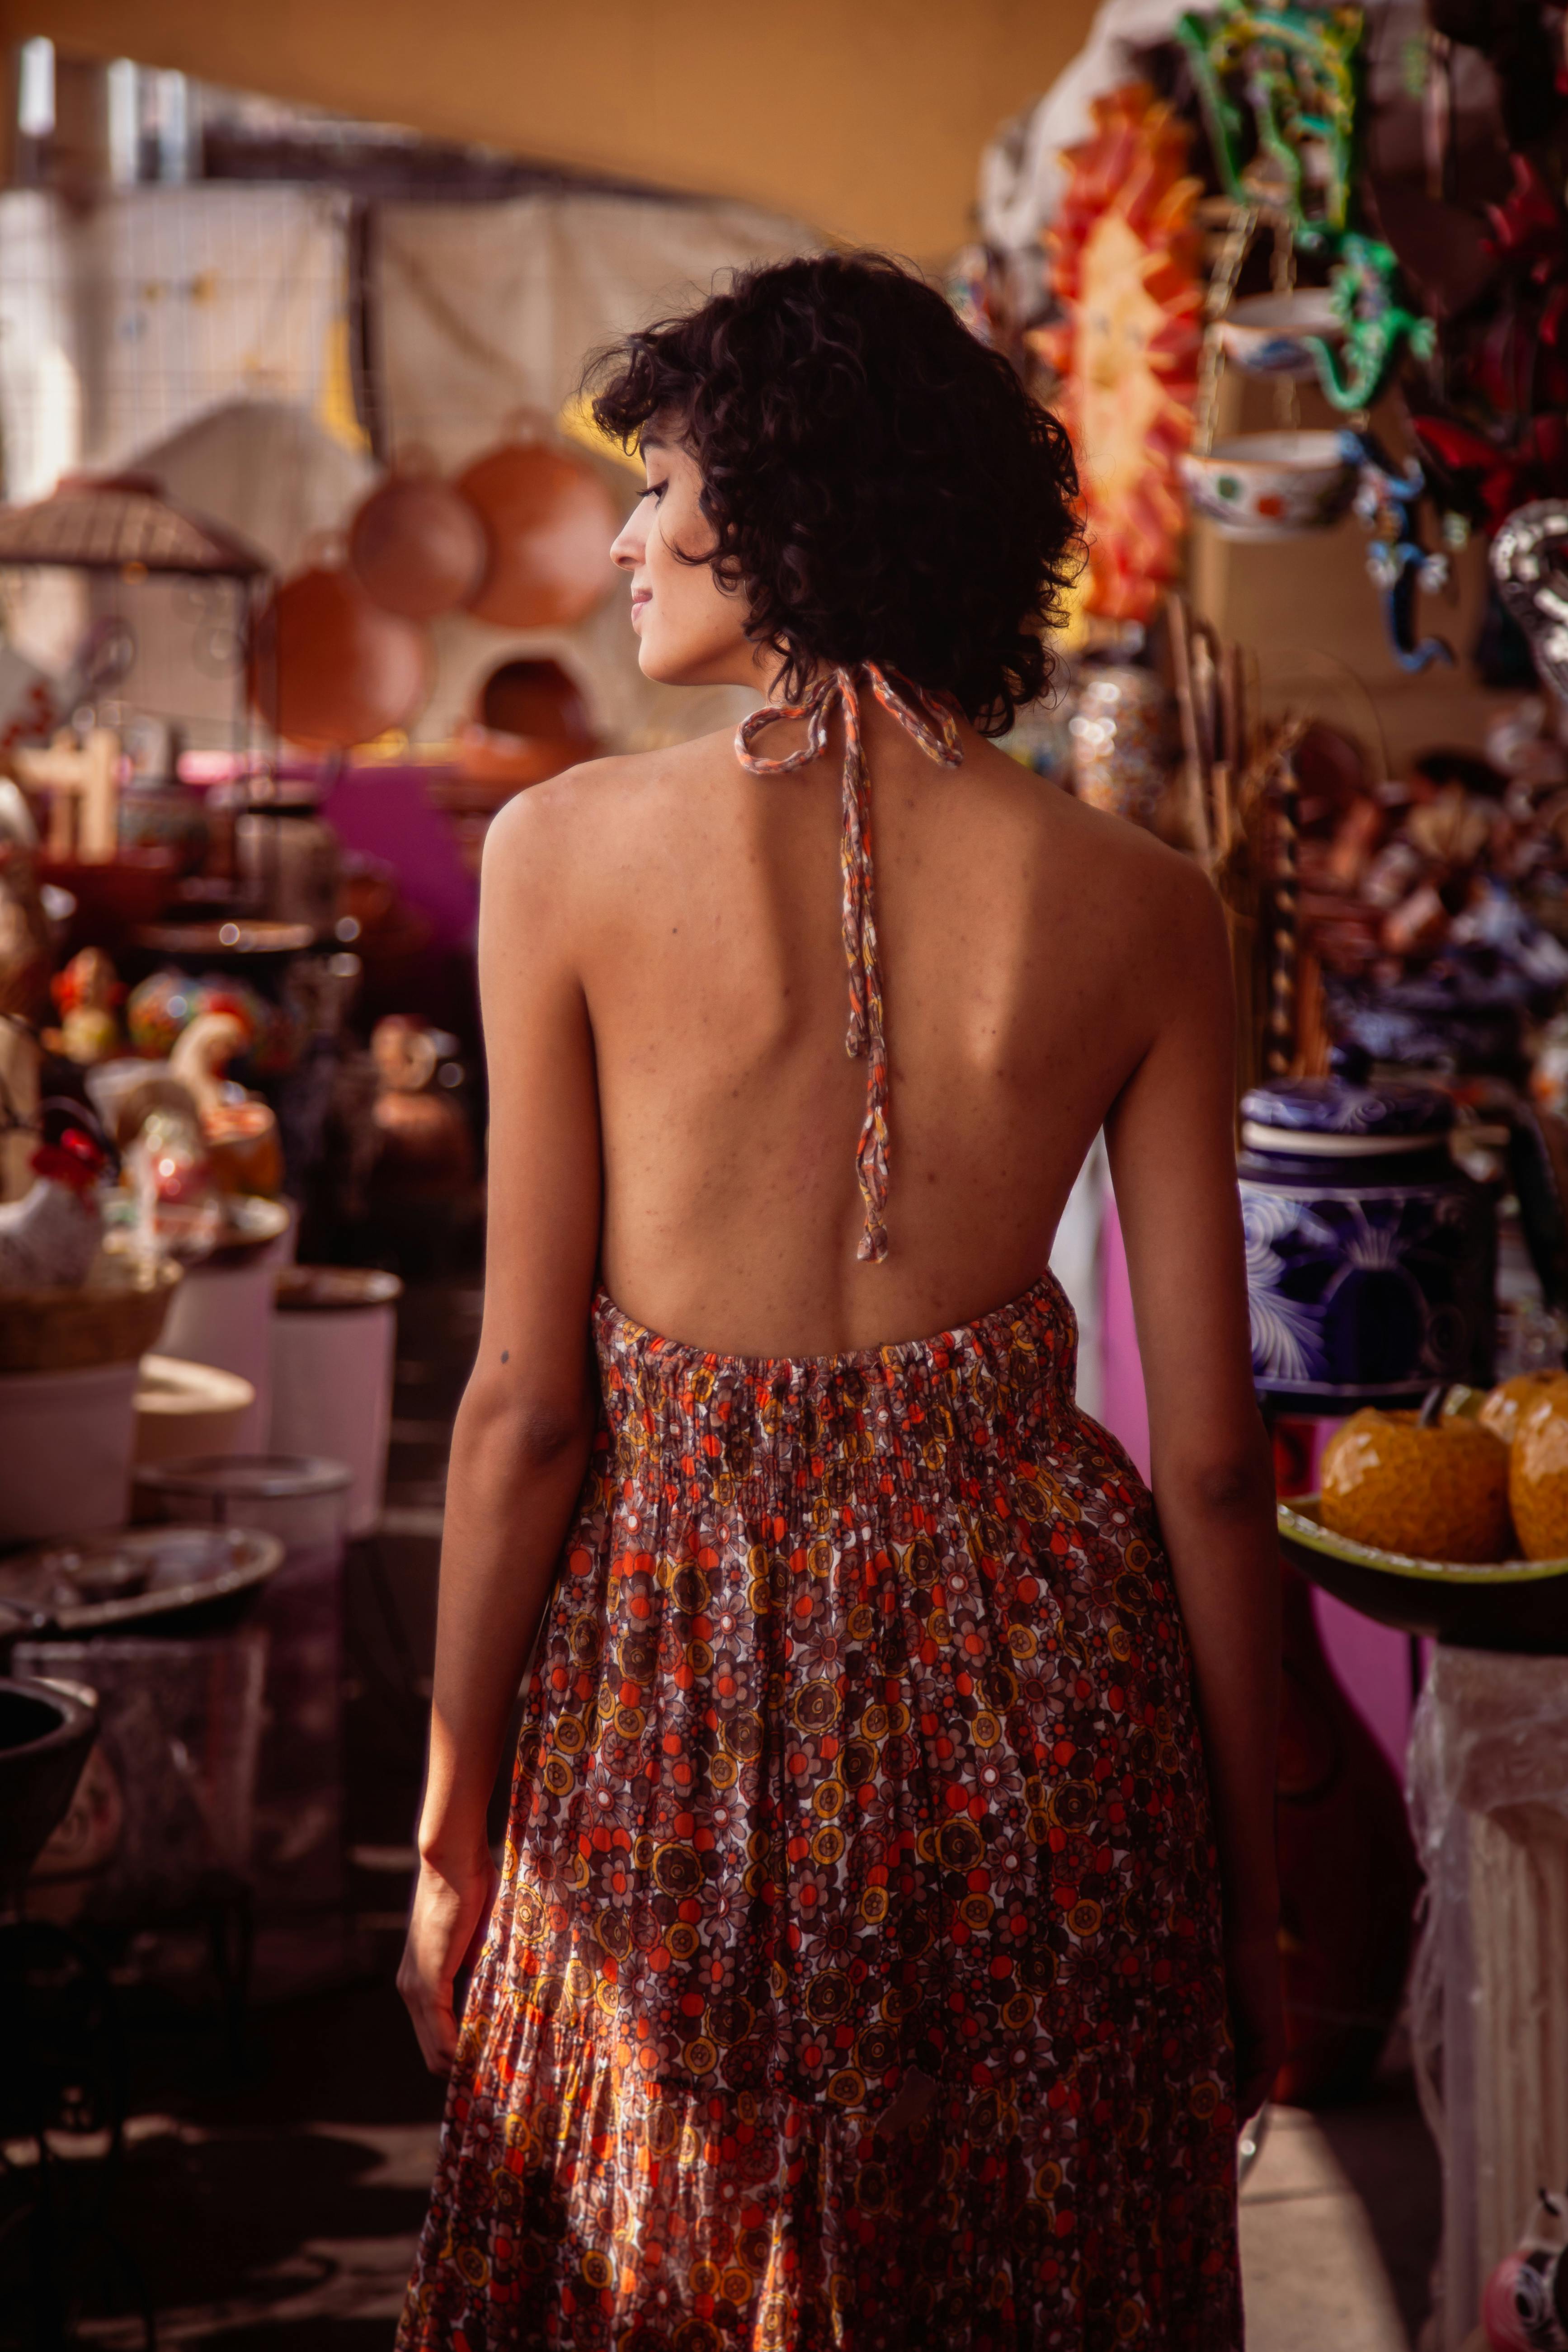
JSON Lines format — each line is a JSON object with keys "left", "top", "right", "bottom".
{"left": 400, "top": 1273, "right": 1241, "bottom": 2351}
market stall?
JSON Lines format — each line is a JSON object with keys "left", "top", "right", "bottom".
{"left": 962, "top": 8, "right": 1568, "bottom": 2345}
{"left": 2, "top": 7, "right": 1568, "bottom": 2343}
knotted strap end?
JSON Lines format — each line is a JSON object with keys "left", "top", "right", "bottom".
{"left": 735, "top": 661, "right": 963, "bottom": 1266}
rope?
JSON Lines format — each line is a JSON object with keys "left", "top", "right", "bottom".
{"left": 735, "top": 663, "right": 963, "bottom": 1263}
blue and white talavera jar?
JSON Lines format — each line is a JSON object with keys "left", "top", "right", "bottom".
{"left": 1238, "top": 1078, "right": 1496, "bottom": 1414}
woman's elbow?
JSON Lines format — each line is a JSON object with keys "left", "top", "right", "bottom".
{"left": 1161, "top": 1434, "right": 1276, "bottom": 1521}
{"left": 455, "top": 1372, "right": 596, "bottom": 1478}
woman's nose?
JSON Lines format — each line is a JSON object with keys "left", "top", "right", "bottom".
{"left": 610, "top": 515, "right": 643, "bottom": 571}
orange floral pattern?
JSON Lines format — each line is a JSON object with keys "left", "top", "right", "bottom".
{"left": 400, "top": 1275, "right": 1241, "bottom": 2352}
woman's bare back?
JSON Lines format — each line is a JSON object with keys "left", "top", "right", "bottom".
{"left": 505, "top": 692, "right": 1215, "bottom": 1357}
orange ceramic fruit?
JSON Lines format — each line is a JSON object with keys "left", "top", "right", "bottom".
{"left": 1479, "top": 1371, "right": 1568, "bottom": 1448}
{"left": 1509, "top": 1383, "right": 1568, "bottom": 1560}
{"left": 1319, "top": 1406, "right": 1511, "bottom": 1562}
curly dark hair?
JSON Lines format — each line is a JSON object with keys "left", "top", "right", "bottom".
{"left": 589, "top": 253, "right": 1081, "bottom": 735}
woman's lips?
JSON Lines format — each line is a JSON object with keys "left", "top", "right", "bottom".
{"left": 630, "top": 590, "right": 650, "bottom": 626}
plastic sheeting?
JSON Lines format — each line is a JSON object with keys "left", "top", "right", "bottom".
{"left": 1407, "top": 1645, "right": 1568, "bottom": 2348}
{"left": 0, "top": 185, "right": 351, "bottom": 500}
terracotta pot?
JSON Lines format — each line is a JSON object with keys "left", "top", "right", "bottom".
{"left": 455, "top": 438, "right": 619, "bottom": 629}
{"left": 248, "top": 566, "right": 432, "bottom": 749}
{"left": 452, "top": 725, "right": 585, "bottom": 791}
{"left": 452, "top": 656, "right": 597, "bottom": 792}
{"left": 347, "top": 454, "right": 489, "bottom": 620}
{"left": 477, "top": 655, "right": 593, "bottom": 739}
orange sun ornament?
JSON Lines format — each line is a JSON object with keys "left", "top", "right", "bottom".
{"left": 1033, "top": 83, "right": 1204, "bottom": 624}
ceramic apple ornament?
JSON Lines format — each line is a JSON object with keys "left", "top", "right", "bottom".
{"left": 1511, "top": 1385, "right": 1568, "bottom": 1560}
{"left": 1319, "top": 1386, "right": 1511, "bottom": 1561}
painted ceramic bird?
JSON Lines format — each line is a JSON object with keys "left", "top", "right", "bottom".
{"left": 0, "top": 1127, "right": 107, "bottom": 1291}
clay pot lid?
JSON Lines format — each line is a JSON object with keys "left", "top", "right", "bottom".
{"left": 1241, "top": 1077, "right": 1455, "bottom": 1155}
{"left": 248, "top": 563, "right": 433, "bottom": 749}
{"left": 455, "top": 437, "right": 618, "bottom": 630}
{"left": 348, "top": 457, "right": 489, "bottom": 621}
{"left": 275, "top": 1266, "right": 403, "bottom": 1312}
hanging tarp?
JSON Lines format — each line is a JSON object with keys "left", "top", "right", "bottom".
{"left": 372, "top": 189, "right": 814, "bottom": 466}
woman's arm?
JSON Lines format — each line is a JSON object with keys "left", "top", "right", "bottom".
{"left": 1103, "top": 860, "right": 1283, "bottom": 2117}
{"left": 399, "top": 780, "right": 603, "bottom": 2075}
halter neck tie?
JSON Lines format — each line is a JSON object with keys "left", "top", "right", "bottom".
{"left": 735, "top": 662, "right": 963, "bottom": 1263}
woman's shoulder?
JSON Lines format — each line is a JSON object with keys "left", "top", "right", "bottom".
{"left": 967, "top": 736, "right": 1218, "bottom": 917}
{"left": 487, "top": 730, "right": 736, "bottom": 847}
{"left": 479, "top": 730, "right": 737, "bottom": 881}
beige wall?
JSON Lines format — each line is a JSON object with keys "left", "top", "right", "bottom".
{"left": 2, "top": 0, "right": 1099, "bottom": 256}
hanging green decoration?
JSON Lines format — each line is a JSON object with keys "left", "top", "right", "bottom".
{"left": 1176, "top": 1, "right": 1435, "bottom": 413}
{"left": 1175, "top": 3, "right": 1363, "bottom": 249}
{"left": 1304, "top": 235, "right": 1437, "bottom": 413}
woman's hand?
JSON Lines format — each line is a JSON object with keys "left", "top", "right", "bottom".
{"left": 398, "top": 1847, "right": 499, "bottom": 2077}
{"left": 1226, "top": 1919, "right": 1286, "bottom": 2122}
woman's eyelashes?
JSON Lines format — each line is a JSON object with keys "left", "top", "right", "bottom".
{"left": 639, "top": 479, "right": 667, "bottom": 504}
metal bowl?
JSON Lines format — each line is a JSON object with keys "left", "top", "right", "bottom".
{"left": 1279, "top": 1496, "right": 1568, "bottom": 1653}
{"left": 0, "top": 1524, "right": 283, "bottom": 1645}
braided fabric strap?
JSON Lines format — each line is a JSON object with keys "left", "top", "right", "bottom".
{"left": 735, "top": 662, "right": 963, "bottom": 1262}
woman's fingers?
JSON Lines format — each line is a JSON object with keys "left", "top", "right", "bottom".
{"left": 398, "top": 1853, "right": 499, "bottom": 2077}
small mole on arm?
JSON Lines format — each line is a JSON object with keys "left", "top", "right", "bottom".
{"left": 501, "top": 1350, "right": 510, "bottom": 1363}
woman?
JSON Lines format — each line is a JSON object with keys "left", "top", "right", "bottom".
{"left": 399, "top": 253, "right": 1281, "bottom": 2352}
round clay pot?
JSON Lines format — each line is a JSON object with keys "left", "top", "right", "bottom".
{"left": 249, "top": 566, "right": 432, "bottom": 749}
{"left": 347, "top": 456, "right": 489, "bottom": 620}
{"left": 477, "top": 655, "right": 593, "bottom": 739}
{"left": 455, "top": 438, "right": 619, "bottom": 629}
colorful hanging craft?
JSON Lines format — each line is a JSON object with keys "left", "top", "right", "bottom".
{"left": 1176, "top": 2, "right": 1362, "bottom": 250}
{"left": 1032, "top": 83, "right": 1204, "bottom": 624}
{"left": 1177, "top": 4, "right": 1434, "bottom": 416}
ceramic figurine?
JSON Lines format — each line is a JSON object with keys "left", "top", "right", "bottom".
{"left": 126, "top": 968, "right": 202, "bottom": 1060}
{"left": 1301, "top": 236, "right": 1436, "bottom": 415}
{"left": 1031, "top": 83, "right": 1203, "bottom": 623}
{"left": 168, "top": 1010, "right": 250, "bottom": 1117}
{"left": 126, "top": 968, "right": 282, "bottom": 1071}
{"left": 1483, "top": 2189, "right": 1568, "bottom": 2351}
{"left": 169, "top": 1009, "right": 285, "bottom": 1196}
{"left": 127, "top": 1100, "right": 222, "bottom": 1262}
{"left": 44, "top": 946, "right": 123, "bottom": 1065}
{"left": 1345, "top": 428, "right": 1457, "bottom": 674}
{"left": 0, "top": 1126, "right": 106, "bottom": 1291}
{"left": 371, "top": 1014, "right": 474, "bottom": 1195}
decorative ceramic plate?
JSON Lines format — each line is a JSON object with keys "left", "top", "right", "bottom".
{"left": 0, "top": 1525, "right": 283, "bottom": 1640}
{"left": 1279, "top": 1496, "right": 1568, "bottom": 1652}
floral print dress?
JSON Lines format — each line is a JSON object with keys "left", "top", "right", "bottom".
{"left": 399, "top": 1275, "right": 1242, "bottom": 2351}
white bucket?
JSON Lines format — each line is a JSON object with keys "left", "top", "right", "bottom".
{"left": 0, "top": 1358, "right": 140, "bottom": 1541}
{"left": 158, "top": 1258, "right": 276, "bottom": 1452}
{"left": 269, "top": 1270, "right": 401, "bottom": 1537}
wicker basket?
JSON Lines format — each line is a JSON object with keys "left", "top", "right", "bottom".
{"left": 0, "top": 1254, "right": 182, "bottom": 1374}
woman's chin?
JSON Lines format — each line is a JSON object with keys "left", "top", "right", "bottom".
{"left": 637, "top": 639, "right": 730, "bottom": 690}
